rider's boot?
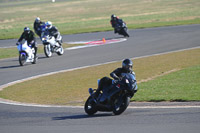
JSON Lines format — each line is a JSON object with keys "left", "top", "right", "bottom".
{"left": 34, "top": 47, "right": 38, "bottom": 58}
{"left": 114, "top": 28, "right": 117, "bottom": 34}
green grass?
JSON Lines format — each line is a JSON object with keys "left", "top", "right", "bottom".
{"left": 134, "top": 65, "right": 200, "bottom": 102}
{"left": 0, "top": 48, "right": 199, "bottom": 105}
{"left": 0, "top": 0, "right": 200, "bottom": 39}
{"left": 0, "top": 47, "right": 18, "bottom": 59}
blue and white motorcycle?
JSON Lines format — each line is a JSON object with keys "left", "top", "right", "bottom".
{"left": 17, "top": 41, "right": 37, "bottom": 66}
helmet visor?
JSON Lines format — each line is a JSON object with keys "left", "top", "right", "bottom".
{"left": 125, "top": 65, "right": 132, "bottom": 71}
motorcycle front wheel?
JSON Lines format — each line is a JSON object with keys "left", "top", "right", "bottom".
{"left": 84, "top": 96, "right": 97, "bottom": 115}
{"left": 112, "top": 96, "right": 130, "bottom": 115}
{"left": 44, "top": 44, "right": 52, "bottom": 57}
{"left": 19, "top": 53, "right": 26, "bottom": 66}
{"left": 122, "top": 28, "right": 129, "bottom": 37}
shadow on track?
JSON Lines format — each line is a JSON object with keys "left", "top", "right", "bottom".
{"left": 0, "top": 65, "right": 20, "bottom": 69}
{"left": 0, "top": 56, "right": 49, "bottom": 70}
{"left": 52, "top": 113, "right": 113, "bottom": 120}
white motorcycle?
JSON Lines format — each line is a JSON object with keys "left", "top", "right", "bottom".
{"left": 41, "top": 31, "right": 64, "bottom": 57}
{"left": 17, "top": 41, "right": 37, "bottom": 66}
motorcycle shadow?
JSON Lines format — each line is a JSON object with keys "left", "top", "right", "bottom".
{"left": 52, "top": 113, "right": 113, "bottom": 120}
{"left": 0, "top": 64, "right": 21, "bottom": 69}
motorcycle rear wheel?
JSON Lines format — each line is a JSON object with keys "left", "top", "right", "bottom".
{"left": 56, "top": 46, "right": 64, "bottom": 56}
{"left": 19, "top": 53, "right": 26, "bottom": 66}
{"left": 112, "top": 96, "right": 130, "bottom": 115}
{"left": 84, "top": 96, "right": 97, "bottom": 115}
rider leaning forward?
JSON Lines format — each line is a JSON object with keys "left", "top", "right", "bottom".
{"left": 94, "top": 59, "right": 138, "bottom": 98}
{"left": 110, "top": 14, "right": 123, "bottom": 33}
{"left": 16, "top": 27, "right": 38, "bottom": 58}
{"left": 45, "top": 21, "right": 62, "bottom": 46}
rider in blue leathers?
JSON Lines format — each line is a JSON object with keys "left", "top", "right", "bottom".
{"left": 33, "top": 17, "right": 45, "bottom": 37}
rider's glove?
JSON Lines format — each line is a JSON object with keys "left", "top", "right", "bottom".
{"left": 118, "top": 77, "right": 123, "bottom": 81}
{"left": 30, "top": 40, "right": 34, "bottom": 45}
{"left": 16, "top": 42, "right": 20, "bottom": 45}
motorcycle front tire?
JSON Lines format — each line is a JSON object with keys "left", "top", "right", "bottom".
{"left": 19, "top": 53, "right": 26, "bottom": 66}
{"left": 112, "top": 96, "right": 130, "bottom": 115}
{"left": 84, "top": 96, "right": 97, "bottom": 115}
{"left": 122, "top": 28, "right": 129, "bottom": 37}
{"left": 44, "top": 44, "right": 52, "bottom": 58}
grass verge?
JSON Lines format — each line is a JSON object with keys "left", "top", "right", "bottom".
{"left": 0, "top": 48, "right": 199, "bottom": 105}
{"left": 134, "top": 65, "right": 200, "bottom": 102}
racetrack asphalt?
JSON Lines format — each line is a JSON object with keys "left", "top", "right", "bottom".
{"left": 0, "top": 24, "right": 200, "bottom": 133}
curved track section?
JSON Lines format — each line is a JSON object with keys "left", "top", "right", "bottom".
{"left": 0, "top": 25, "right": 200, "bottom": 133}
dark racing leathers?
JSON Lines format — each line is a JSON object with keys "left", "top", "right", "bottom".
{"left": 17, "top": 30, "right": 37, "bottom": 56}
{"left": 95, "top": 67, "right": 137, "bottom": 97}
{"left": 110, "top": 18, "right": 123, "bottom": 33}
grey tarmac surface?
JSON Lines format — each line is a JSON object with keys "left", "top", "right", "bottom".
{"left": 0, "top": 25, "right": 200, "bottom": 133}
{"left": 0, "top": 102, "right": 200, "bottom": 133}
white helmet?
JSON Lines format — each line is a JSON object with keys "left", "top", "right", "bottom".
{"left": 46, "top": 21, "right": 52, "bottom": 29}
{"left": 35, "top": 17, "right": 41, "bottom": 23}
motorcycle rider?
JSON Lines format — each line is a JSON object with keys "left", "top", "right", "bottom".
{"left": 110, "top": 14, "right": 123, "bottom": 33}
{"left": 110, "top": 14, "right": 129, "bottom": 37}
{"left": 45, "top": 21, "right": 62, "bottom": 45}
{"left": 16, "top": 27, "right": 37, "bottom": 57}
{"left": 33, "top": 17, "right": 45, "bottom": 37}
{"left": 94, "top": 59, "right": 137, "bottom": 98}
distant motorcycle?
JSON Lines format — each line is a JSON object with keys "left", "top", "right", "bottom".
{"left": 41, "top": 31, "right": 64, "bottom": 57}
{"left": 17, "top": 41, "right": 37, "bottom": 66}
{"left": 84, "top": 73, "right": 137, "bottom": 115}
{"left": 115, "top": 20, "right": 129, "bottom": 37}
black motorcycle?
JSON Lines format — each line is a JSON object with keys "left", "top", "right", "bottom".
{"left": 115, "top": 20, "right": 129, "bottom": 37}
{"left": 84, "top": 73, "right": 137, "bottom": 115}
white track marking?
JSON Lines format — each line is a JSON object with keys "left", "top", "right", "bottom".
{"left": 0, "top": 99, "right": 200, "bottom": 108}
{"left": 0, "top": 99, "right": 83, "bottom": 108}
{"left": 128, "top": 106, "right": 200, "bottom": 109}
{"left": 0, "top": 46, "right": 200, "bottom": 108}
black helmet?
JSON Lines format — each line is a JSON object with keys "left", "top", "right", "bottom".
{"left": 111, "top": 14, "right": 117, "bottom": 20}
{"left": 122, "top": 59, "right": 133, "bottom": 72}
{"left": 24, "top": 27, "right": 30, "bottom": 34}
